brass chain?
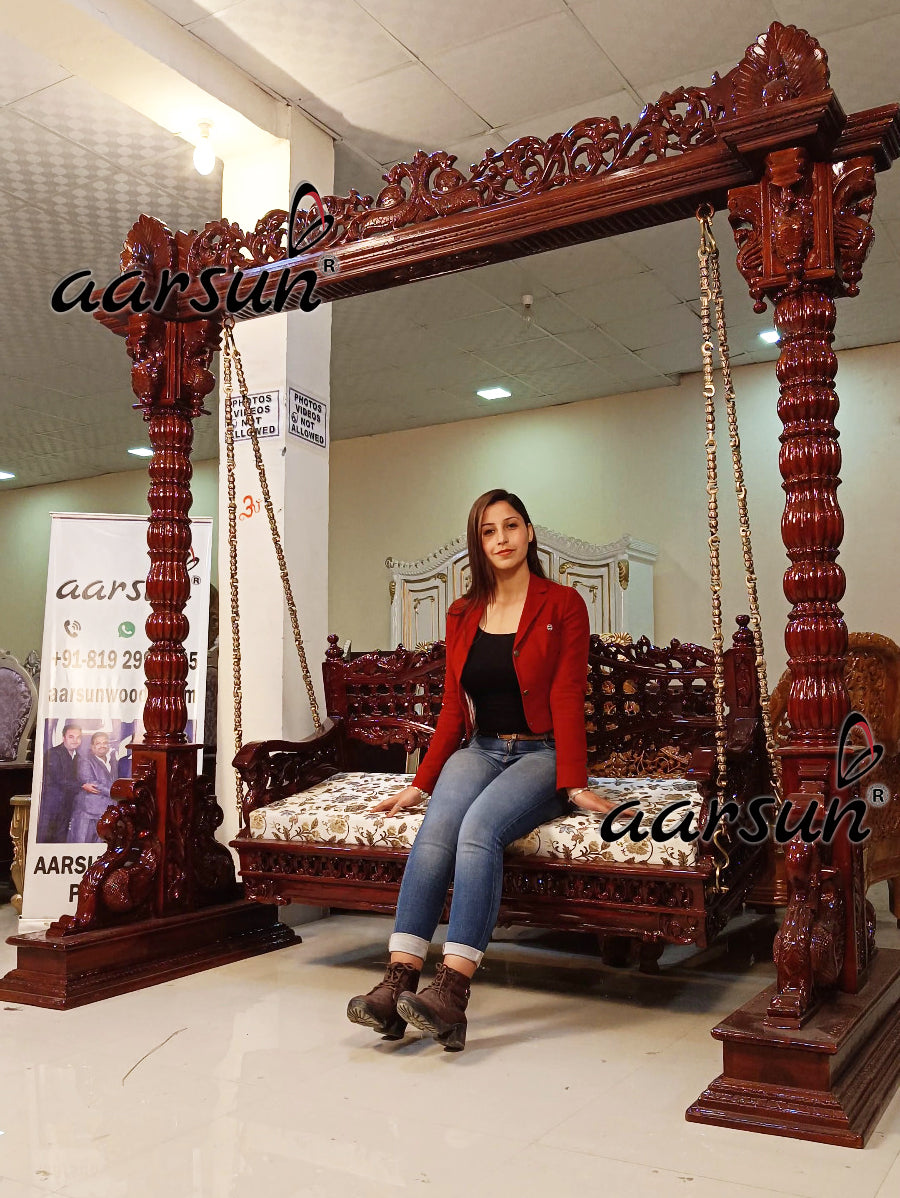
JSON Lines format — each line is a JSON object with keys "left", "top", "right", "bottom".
{"left": 696, "top": 213, "right": 729, "bottom": 834}
{"left": 706, "top": 230, "right": 783, "bottom": 805}
{"left": 222, "top": 323, "right": 324, "bottom": 740}
{"left": 222, "top": 337, "right": 245, "bottom": 819}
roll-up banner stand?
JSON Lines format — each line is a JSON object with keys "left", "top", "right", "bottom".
{"left": 21, "top": 514, "right": 213, "bottom": 931}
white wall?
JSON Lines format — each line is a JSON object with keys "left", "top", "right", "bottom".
{"left": 0, "top": 460, "right": 218, "bottom": 664}
{"left": 329, "top": 342, "right": 900, "bottom": 677}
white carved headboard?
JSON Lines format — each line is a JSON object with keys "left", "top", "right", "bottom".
{"left": 386, "top": 528, "right": 657, "bottom": 648}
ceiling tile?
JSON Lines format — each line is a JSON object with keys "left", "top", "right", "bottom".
{"left": 561, "top": 272, "right": 682, "bottom": 325}
{"left": 435, "top": 307, "right": 546, "bottom": 352}
{"left": 773, "top": 2, "right": 900, "bottom": 38}
{"left": 600, "top": 300, "right": 699, "bottom": 353}
{"left": 0, "top": 36, "right": 70, "bottom": 106}
{"left": 478, "top": 336, "right": 582, "bottom": 375}
{"left": 571, "top": 0, "right": 780, "bottom": 88}
{"left": 192, "top": 0, "right": 413, "bottom": 99}
{"left": 524, "top": 296, "right": 593, "bottom": 336}
{"left": 358, "top": 0, "right": 565, "bottom": 56}
{"left": 495, "top": 89, "right": 641, "bottom": 146}
{"left": 808, "top": 16, "right": 900, "bottom": 111}
{"left": 427, "top": 12, "right": 623, "bottom": 128}
{"left": 401, "top": 274, "right": 505, "bottom": 323}
{"left": 324, "top": 64, "right": 488, "bottom": 164}
{"left": 12, "top": 77, "right": 186, "bottom": 170}
{"left": 520, "top": 358, "right": 628, "bottom": 400}
{"left": 150, "top": 0, "right": 246, "bottom": 22}
{"left": 637, "top": 338, "right": 711, "bottom": 376}
{"left": 635, "top": 60, "right": 739, "bottom": 106}
{"left": 470, "top": 260, "right": 553, "bottom": 306}
{"left": 558, "top": 328, "right": 624, "bottom": 362}
{"left": 525, "top": 238, "right": 648, "bottom": 294}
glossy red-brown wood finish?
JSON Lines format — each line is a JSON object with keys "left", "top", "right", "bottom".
{"left": 4, "top": 20, "right": 900, "bottom": 1140}
{"left": 727, "top": 142, "right": 879, "bottom": 1022}
{"left": 234, "top": 619, "right": 767, "bottom": 950}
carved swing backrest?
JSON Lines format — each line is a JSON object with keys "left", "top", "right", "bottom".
{"left": 321, "top": 617, "right": 759, "bottom": 779}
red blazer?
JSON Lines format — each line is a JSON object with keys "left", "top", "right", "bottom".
{"left": 413, "top": 574, "right": 590, "bottom": 794}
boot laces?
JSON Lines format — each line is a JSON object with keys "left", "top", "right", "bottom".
{"left": 377, "top": 961, "right": 416, "bottom": 992}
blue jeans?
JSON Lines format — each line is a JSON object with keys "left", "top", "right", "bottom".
{"left": 389, "top": 735, "right": 566, "bottom": 965}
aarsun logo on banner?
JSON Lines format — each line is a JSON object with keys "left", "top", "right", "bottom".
{"left": 49, "top": 183, "right": 336, "bottom": 318}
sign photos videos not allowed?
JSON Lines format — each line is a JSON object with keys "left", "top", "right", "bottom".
{"left": 229, "top": 391, "right": 280, "bottom": 440}
{"left": 288, "top": 388, "right": 327, "bottom": 448}
{"left": 229, "top": 389, "right": 327, "bottom": 448}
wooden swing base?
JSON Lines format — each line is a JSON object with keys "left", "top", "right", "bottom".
{"left": 5, "top": 20, "right": 900, "bottom": 1145}
{"left": 0, "top": 900, "right": 295, "bottom": 1011}
{"left": 688, "top": 949, "right": 900, "bottom": 1148}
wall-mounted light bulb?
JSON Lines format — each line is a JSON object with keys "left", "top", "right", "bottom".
{"left": 193, "top": 121, "right": 216, "bottom": 176}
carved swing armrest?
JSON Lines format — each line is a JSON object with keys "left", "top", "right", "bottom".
{"left": 234, "top": 718, "right": 345, "bottom": 826}
{"left": 688, "top": 715, "right": 760, "bottom": 783}
{"left": 343, "top": 716, "right": 436, "bottom": 754}
{"left": 689, "top": 713, "right": 767, "bottom": 876}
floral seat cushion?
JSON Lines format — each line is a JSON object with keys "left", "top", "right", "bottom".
{"left": 247, "top": 771, "right": 705, "bottom": 869}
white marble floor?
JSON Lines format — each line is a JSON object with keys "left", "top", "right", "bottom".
{"left": 1, "top": 890, "right": 900, "bottom": 1198}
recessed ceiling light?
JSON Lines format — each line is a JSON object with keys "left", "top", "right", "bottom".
{"left": 128, "top": 447, "right": 154, "bottom": 458}
{"left": 0, "top": 470, "right": 14, "bottom": 480}
{"left": 759, "top": 330, "right": 780, "bottom": 344}
{"left": 476, "top": 387, "right": 512, "bottom": 400}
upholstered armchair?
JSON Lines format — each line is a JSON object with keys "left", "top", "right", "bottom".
{"left": 0, "top": 650, "right": 37, "bottom": 764}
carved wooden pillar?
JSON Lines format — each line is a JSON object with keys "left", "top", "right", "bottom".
{"left": 47, "top": 226, "right": 238, "bottom": 935}
{"left": 728, "top": 148, "right": 877, "bottom": 1020}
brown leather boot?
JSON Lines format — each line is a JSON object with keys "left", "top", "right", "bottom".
{"left": 396, "top": 960, "right": 471, "bottom": 1051}
{"left": 346, "top": 961, "right": 421, "bottom": 1040}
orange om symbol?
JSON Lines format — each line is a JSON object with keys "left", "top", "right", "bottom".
{"left": 238, "top": 495, "right": 260, "bottom": 521}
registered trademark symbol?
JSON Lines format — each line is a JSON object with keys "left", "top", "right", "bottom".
{"left": 866, "top": 783, "right": 891, "bottom": 808}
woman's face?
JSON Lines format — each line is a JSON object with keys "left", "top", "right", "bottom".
{"left": 480, "top": 501, "right": 533, "bottom": 577}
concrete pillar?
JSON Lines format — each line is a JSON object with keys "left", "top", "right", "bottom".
{"left": 216, "top": 110, "right": 334, "bottom": 845}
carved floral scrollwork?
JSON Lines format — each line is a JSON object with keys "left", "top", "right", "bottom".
{"left": 768, "top": 831, "right": 845, "bottom": 1026}
{"left": 181, "top": 320, "right": 220, "bottom": 417}
{"left": 725, "top": 21, "right": 830, "bottom": 117}
{"left": 186, "top": 209, "right": 296, "bottom": 274}
{"left": 832, "top": 156, "right": 876, "bottom": 295}
{"left": 125, "top": 314, "right": 167, "bottom": 410}
{"left": 191, "top": 774, "right": 238, "bottom": 902}
{"left": 121, "top": 214, "right": 176, "bottom": 284}
{"left": 183, "top": 31, "right": 834, "bottom": 273}
{"left": 47, "top": 762, "right": 163, "bottom": 937}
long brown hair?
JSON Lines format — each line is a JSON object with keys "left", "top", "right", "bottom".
{"left": 463, "top": 489, "right": 546, "bottom": 610}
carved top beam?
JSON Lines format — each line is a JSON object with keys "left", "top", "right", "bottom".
{"left": 93, "top": 23, "right": 899, "bottom": 338}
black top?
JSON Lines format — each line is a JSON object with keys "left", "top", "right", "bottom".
{"left": 459, "top": 628, "right": 530, "bottom": 735}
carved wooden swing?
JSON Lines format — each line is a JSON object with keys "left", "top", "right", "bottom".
{"left": 1, "top": 19, "right": 899, "bottom": 1148}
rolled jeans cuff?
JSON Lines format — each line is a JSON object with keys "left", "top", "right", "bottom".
{"left": 443, "top": 941, "right": 484, "bottom": 966}
{"left": 388, "top": 932, "right": 430, "bottom": 959}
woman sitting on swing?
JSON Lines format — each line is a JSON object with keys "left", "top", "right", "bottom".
{"left": 347, "top": 488, "right": 615, "bottom": 1051}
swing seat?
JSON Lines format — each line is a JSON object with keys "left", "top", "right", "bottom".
{"left": 232, "top": 615, "right": 772, "bottom": 954}
{"left": 246, "top": 770, "right": 707, "bottom": 867}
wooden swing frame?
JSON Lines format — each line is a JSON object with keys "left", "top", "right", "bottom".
{"left": 2, "top": 19, "right": 900, "bottom": 1148}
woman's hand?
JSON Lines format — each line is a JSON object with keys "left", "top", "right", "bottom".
{"left": 569, "top": 787, "right": 618, "bottom": 816}
{"left": 371, "top": 785, "right": 429, "bottom": 817}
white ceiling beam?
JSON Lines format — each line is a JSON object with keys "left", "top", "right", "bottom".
{"left": 0, "top": 0, "right": 292, "bottom": 158}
